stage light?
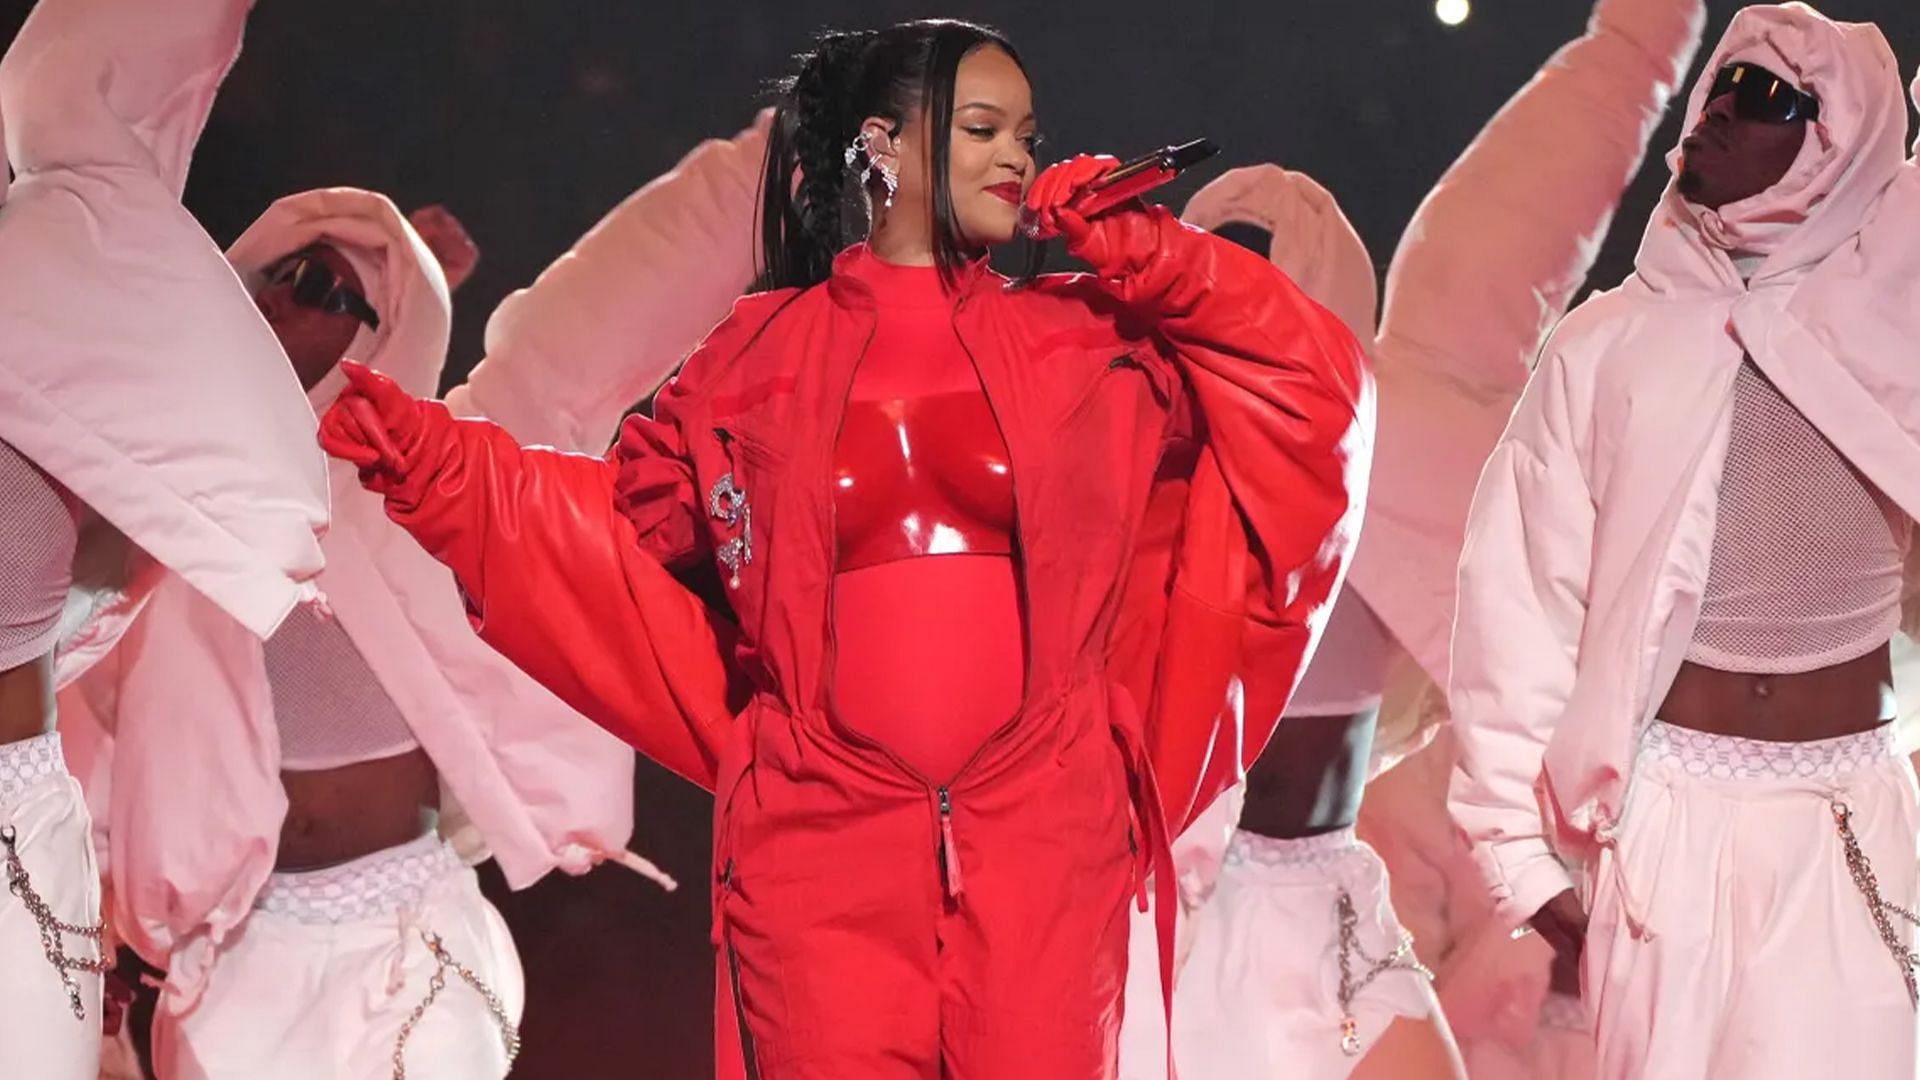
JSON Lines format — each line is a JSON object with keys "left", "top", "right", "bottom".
{"left": 1435, "top": 0, "right": 1471, "bottom": 27}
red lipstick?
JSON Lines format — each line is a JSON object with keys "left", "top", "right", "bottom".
{"left": 987, "top": 182, "right": 1023, "bottom": 205}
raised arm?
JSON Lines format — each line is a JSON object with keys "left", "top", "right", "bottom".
{"left": 1379, "top": 0, "right": 1705, "bottom": 391}
{"left": 321, "top": 361, "right": 735, "bottom": 790}
{"left": 443, "top": 112, "right": 770, "bottom": 452}
{"left": 1349, "top": 0, "right": 1702, "bottom": 696}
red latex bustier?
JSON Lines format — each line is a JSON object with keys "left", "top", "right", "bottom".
{"left": 830, "top": 248, "right": 1024, "bottom": 782}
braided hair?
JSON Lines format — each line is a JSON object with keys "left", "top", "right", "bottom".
{"left": 755, "top": 20, "right": 1029, "bottom": 292}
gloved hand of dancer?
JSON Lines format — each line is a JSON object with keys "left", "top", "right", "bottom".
{"left": 1527, "top": 887, "right": 1588, "bottom": 997}
{"left": 1023, "top": 154, "right": 1124, "bottom": 262}
{"left": 409, "top": 204, "right": 481, "bottom": 293}
{"left": 320, "top": 360, "right": 422, "bottom": 490}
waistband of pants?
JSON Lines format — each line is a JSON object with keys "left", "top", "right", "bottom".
{"left": 1639, "top": 719, "right": 1895, "bottom": 784}
{"left": 0, "top": 730, "right": 66, "bottom": 806}
{"left": 1222, "top": 826, "right": 1380, "bottom": 883}
{"left": 255, "top": 833, "right": 461, "bottom": 926}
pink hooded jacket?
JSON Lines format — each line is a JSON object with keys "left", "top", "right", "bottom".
{"left": 1449, "top": 3, "right": 1913, "bottom": 931}
{"left": 87, "top": 189, "right": 636, "bottom": 1007}
{"left": 0, "top": 0, "right": 328, "bottom": 675}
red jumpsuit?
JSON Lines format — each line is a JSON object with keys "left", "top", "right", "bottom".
{"left": 324, "top": 204, "right": 1370, "bottom": 1078}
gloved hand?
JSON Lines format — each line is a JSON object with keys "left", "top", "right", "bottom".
{"left": 319, "top": 360, "right": 421, "bottom": 489}
{"left": 1022, "top": 154, "right": 1123, "bottom": 261}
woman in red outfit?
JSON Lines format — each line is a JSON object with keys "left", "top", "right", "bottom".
{"left": 321, "top": 20, "right": 1369, "bottom": 1079}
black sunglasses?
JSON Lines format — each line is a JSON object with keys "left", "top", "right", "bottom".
{"left": 266, "top": 251, "right": 380, "bottom": 330}
{"left": 1708, "top": 62, "right": 1820, "bottom": 124}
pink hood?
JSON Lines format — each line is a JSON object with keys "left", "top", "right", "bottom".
{"left": 0, "top": 0, "right": 329, "bottom": 670}
{"left": 1633, "top": 2, "right": 1906, "bottom": 294}
{"left": 446, "top": 111, "right": 770, "bottom": 452}
{"left": 229, "top": 188, "right": 454, "bottom": 404}
{"left": 98, "top": 189, "right": 634, "bottom": 1005}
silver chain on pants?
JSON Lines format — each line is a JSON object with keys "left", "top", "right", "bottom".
{"left": 1832, "top": 799, "right": 1920, "bottom": 1008}
{"left": 1, "top": 823, "right": 111, "bottom": 1020}
{"left": 390, "top": 928, "right": 521, "bottom": 1079}
{"left": 1335, "top": 887, "right": 1432, "bottom": 1055}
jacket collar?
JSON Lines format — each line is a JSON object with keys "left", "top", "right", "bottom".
{"left": 824, "top": 242, "right": 1002, "bottom": 309}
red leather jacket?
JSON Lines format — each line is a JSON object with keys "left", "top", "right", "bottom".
{"left": 344, "top": 205, "right": 1369, "bottom": 1073}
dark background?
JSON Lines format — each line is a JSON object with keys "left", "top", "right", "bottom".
{"left": 7, "top": 2, "right": 1919, "bottom": 1076}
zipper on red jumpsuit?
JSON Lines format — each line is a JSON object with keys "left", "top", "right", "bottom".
{"left": 818, "top": 285, "right": 1035, "bottom": 905}
{"left": 937, "top": 786, "right": 963, "bottom": 897}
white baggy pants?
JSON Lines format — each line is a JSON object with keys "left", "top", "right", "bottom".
{"left": 0, "top": 732, "right": 104, "bottom": 1080}
{"left": 1124, "top": 827, "right": 1436, "bottom": 1079}
{"left": 154, "top": 833, "right": 525, "bottom": 1080}
{"left": 1585, "top": 721, "right": 1920, "bottom": 1080}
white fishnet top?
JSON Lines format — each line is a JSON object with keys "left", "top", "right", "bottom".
{"left": 264, "top": 604, "right": 419, "bottom": 771}
{"left": 1687, "top": 362, "right": 1910, "bottom": 674}
{"left": 0, "top": 438, "right": 75, "bottom": 670}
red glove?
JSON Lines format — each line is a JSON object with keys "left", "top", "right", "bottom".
{"left": 1022, "top": 154, "right": 1122, "bottom": 261}
{"left": 318, "top": 360, "right": 421, "bottom": 488}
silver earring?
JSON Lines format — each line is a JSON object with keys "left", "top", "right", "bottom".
{"left": 845, "top": 131, "right": 898, "bottom": 211}
{"left": 845, "top": 132, "right": 875, "bottom": 184}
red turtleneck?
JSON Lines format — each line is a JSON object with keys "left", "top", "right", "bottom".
{"left": 830, "top": 247, "right": 1024, "bottom": 783}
